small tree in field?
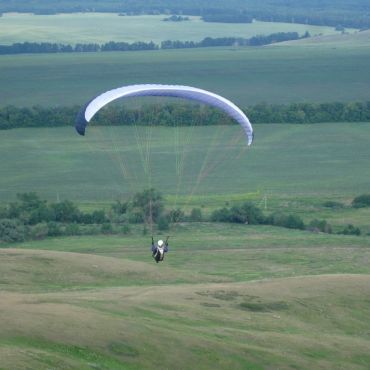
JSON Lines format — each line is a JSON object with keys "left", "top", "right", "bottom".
{"left": 131, "top": 188, "right": 164, "bottom": 224}
{"left": 190, "top": 208, "right": 202, "bottom": 222}
{"left": 352, "top": 194, "right": 370, "bottom": 208}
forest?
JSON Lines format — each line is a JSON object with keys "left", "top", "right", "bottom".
{"left": 1, "top": 0, "right": 370, "bottom": 28}
{"left": 0, "top": 33, "right": 304, "bottom": 55}
{"left": 1, "top": 101, "right": 370, "bottom": 130}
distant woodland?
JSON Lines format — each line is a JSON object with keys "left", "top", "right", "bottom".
{"left": 0, "top": 0, "right": 369, "bottom": 28}
{"left": 0, "top": 32, "right": 305, "bottom": 55}
{"left": 1, "top": 101, "right": 369, "bottom": 130}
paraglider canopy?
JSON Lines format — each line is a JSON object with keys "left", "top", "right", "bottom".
{"left": 75, "top": 84, "right": 254, "bottom": 145}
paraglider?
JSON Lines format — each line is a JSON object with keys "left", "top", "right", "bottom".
{"left": 151, "top": 236, "right": 169, "bottom": 263}
{"left": 75, "top": 84, "right": 254, "bottom": 263}
{"left": 75, "top": 84, "right": 254, "bottom": 145}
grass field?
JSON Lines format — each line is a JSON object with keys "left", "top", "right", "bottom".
{"left": 1, "top": 224, "right": 370, "bottom": 369}
{"left": 278, "top": 29, "right": 370, "bottom": 48}
{"left": 1, "top": 44, "right": 370, "bottom": 107}
{"left": 1, "top": 123, "right": 369, "bottom": 200}
{"left": 1, "top": 123, "right": 370, "bottom": 233}
{"left": 0, "top": 13, "right": 346, "bottom": 45}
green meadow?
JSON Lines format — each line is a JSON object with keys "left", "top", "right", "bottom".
{"left": 1, "top": 44, "right": 370, "bottom": 107}
{"left": 1, "top": 123, "right": 370, "bottom": 201}
{"left": 0, "top": 13, "right": 345, "bottom": 45}
{"left": 1, "top": 224, "right": 370, "bottom": 369}
{"left": 1, "top": 123, "right": 370, "bottom": 234}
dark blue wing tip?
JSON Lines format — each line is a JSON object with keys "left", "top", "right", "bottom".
{"left": 75, "top": 103, "right": 89, "bottom": 136}
{"left": 75, "top": 125, "right": 86, "bottom": 136}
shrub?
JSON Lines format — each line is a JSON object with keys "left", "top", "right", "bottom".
{"left": 29, "top": 222, "right": 48, "bottom": 239}
{"left": 90, "top": 210, "right": 108, "bottom": 224}
{"left": 271, "top": 213, "right": 305, "bottom": 230}
{"left": 47, "top": 222, "right": 62, "bottom": 237}
{"left": 352, "top": 194, "right": 370, "bottom": 208}
{"left": 83, "top": 224, "right": 101, "bottom": 235}
{"left": 65, "top": 223, "right": 80, "bottom": 236}
{"left": 50, "top": 200, "right": 81, "bottom": 222}
{"left": 307, "top": 219, "right": 332, "bottom": 233}
{"left": 338, "top": 224, "right": 361, "bottom": 236}
{"left": 229, "top": 202, "right": 265, "bottom": 224}
{"left": 120, "top": 224, "right": 131, "bottom": 235}
{"left": 211, "top": 202, "right": 265, "bottom": 224}
{"left": 128, "top": 210, "right": 144, "bottom": 224}
{"left": 132, "top": 188, "right": 163, "bottom": 223}
{"left": 211, "top": 207, "right": 232, "bottom": 222}
{"left": 0, "top": 219, "right": 27, "bottom": 242}
{"left": 167, "top": 208, "right": 185, "bottom": 223}
{"left": 111, "top": 200, "right": 128, "bottom": 215}
{"left": 189, "top": 208, "right": 202, "bottom": 222}
{"left": 157, "top": 216, "right": 169, "bottom": 231}
{"left": 101, "top": 223, "right": 113, "bottom": 234}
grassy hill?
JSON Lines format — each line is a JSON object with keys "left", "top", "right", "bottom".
{"left": 1, "top": 224, "right": 370, "bottom": 369}
{"left": 276, "top": 29, "right": 370, "bottom": 48}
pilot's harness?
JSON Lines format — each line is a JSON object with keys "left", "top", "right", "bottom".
{"left": 152, "top": 236, "right": 169, "bottom": 262}
{"left": 153, "top": 246, "right": 165, "bottom": 261}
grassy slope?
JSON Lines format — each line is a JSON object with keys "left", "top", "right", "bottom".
{"left": 1, "top": 44, "right": 370, "bottom": 107}
{"left": 1, "top": 224, "right": 370, "bottom": 369}
{"left": 1, "top": 123, "right": 370, "bottom": 203}
{"left": 277, "top": 29, "right": 370, "bottom": 48}
{"left": 0, "top": 13, "right": 343, "bottom": 45}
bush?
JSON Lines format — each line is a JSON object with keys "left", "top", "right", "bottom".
{"left": 101, "top": 223, "right": 113, "bottom": 234}
{"left": 211, "top": 202, "right": 265, "bottom": 224}
{"left": 29, "top": 222, "right": 48, "bottom": 239}
{"left": 47, "top": 222, "right": 62, "bottom": 237}
{"left": 65, "top": 223, "right": 80, "bottom": 236}
{"left": 83, "top": 224, "right": 101, "bottom": 235}
{"left": 120, "top": 224, "right": 131, "bottom": 235}
{"left": 189, "top": 208, "right": 202, "bottom": 222}
{"left": 128, "top": 210, "right": 144, "bottom": 224}
{"left": 307, "top": 219, "right": 332, "bottom": 233}
{"left": 167, "top": 208, "right": 185, "bottom": 223}
{"left": 211, "top": 207, "right": 232, "bottom": 222}
{"left": 271, "top": 213, "right": 305, "bottom": 230}
{"left": 338, "top": 224, "right": 361, "bottom": 236}
{"left": 50, "top": 200, "right": 81, "bottom": 222}
{"left": 132, "top": 188, "right": 163, "bottom": 223}
{"left": 352, "top": 194, "right": 370, "bottom": 208}
{"left": 0, "top": 218, "right": 27, "bottom": 242}
{"left": 90, "top": 210, "right": 108, "bottom": 224}
{"left": 111, "top": 200, "right": 128, "bottom": 215}
{"left": 230, "top": 202, "right": 265, "bottom": 224}
{"left": 157, "top": 216, "right": 169, "bottom": 231}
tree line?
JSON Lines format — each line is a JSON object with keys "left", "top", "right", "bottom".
{"left": 1, "top": 190, "right": 367, "bottom": 243}
{"left": 0, "top": 32, "right": 303, "bottom": 55}
{"left": 161, "top": 32, "right": 303, "bottom": 49}
{"left": 0, "top": 0, "right": 369, "bottom": 28}
{"left": 0, "top": 41, "right": 158, "bottom": 55}
{"left": 1, "top": 101, "right": 370, "bottom": 131}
